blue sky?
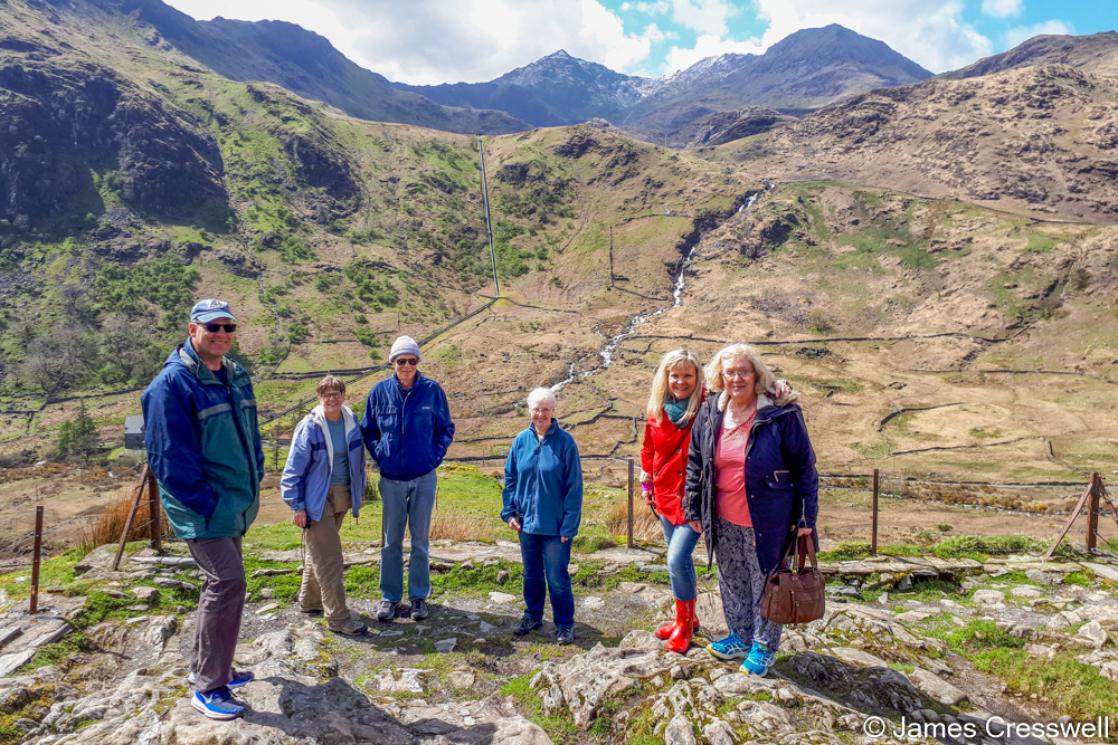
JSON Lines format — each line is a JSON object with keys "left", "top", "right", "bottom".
{"left": 164, "top": 0, "right": 1117, "bottom": 84}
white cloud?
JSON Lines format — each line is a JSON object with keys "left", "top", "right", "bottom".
{"left": 634, "top": 1, "right": 671, "bottom": 14}
{"left": 1005, "top": 19, "right": 1074, "bottom": 48}
{"left": 665, "top": 33, "right": 765, "bottom": 72}
{"left": 981, "top": 0, "right": 1022, "bottom": 18}
{"left": 670, "top": 0, "right": 738, "bottom": 36}
{"left": 166, "top": 0, "right": 659, "bottom": 84}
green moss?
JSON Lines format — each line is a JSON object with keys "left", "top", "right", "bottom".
{"left": 1062, "top": 570, "right": 1093, "bottom": 587}
{"left": 501, "top": 672, "right": 581, "bottom": 743}
{"left": 431, "top": 559, "right": 523, "bottom": 597}
{"left": 0, "top": 548, "right": 85, "bottom": 601}
{"left": 931, "top": 534, "right": 1044, "bottom": 559}
{"left": 243, "top": 558, "right": 301, "bottom": 603}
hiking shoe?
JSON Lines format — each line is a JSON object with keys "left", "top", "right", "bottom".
{"left": 555, "top": 626, "right": 575, "bottom": 645}
{"left": 191, "top": 686, "right": 244, "bottom": 720}
{"left": 376, "top": 599, "right": 399, "bottom": 622}
{"left": 296, "top": 604, "right": 324, "bottom": 617}
{"left": 410, "top": 598, "right": 429, "bottom": 621}
{"left": 329, "top": 616, "right": 369, "bottom": 636}
{"left": 513, "top": 614, "right": 542, "bottom": 636}
{"left": 188, "top": 670, "right": 254, "bottom": 689}
{"left": 706, "top": 632, "right": 750, "bottom": 660}
{"left": 740, "top": 641, "right": 776, "bottom": 676}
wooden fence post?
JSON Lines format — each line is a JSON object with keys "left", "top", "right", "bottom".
{"left": 113, "top": 464, "right": 150, "bottom": 571}
{"left": 627, "top": 457, "right": 635, "bottom": 549}
{"left": 1086, "top": 472, "right": 1101, "bottom": 552}
{"left": 147, "top": 467, "right": 161, "bottom": 552}
{"left": 29, "top": 506, "right": 43, "bottom": 615}
{"left": 871, "top": 469, "right": 880, "bottom": 555}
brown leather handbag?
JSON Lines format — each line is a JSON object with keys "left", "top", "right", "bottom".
{"left": 761, "top": 533, "right": 825, "bottom": 624}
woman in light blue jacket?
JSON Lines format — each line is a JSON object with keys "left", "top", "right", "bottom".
{"left": 501, "top": 387, "right": 583, "bottom": 645}
{"left": 281, "top": 375, "right": 368, "bottom": 636}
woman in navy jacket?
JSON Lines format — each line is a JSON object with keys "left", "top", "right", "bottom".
{"left": 501, "top": 387, "right": 583, "bottom": 645}
{"left": 684, "top": 344, "right": 818, "bottom": 677}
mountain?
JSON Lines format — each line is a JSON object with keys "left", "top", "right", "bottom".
{"left": 943, "top": 31, "right": 1118, "bottom": 80}
{"left": 73, "top": 0, "right": 528, "bottom": 133}
{"left": 622, "top": 24, "right": 934, "bottom": 144}
{"left": 2, "top": 0, "right": 1117, "bottom": 507}
{"left": 396, "top": 50, "right": 652, "bottom": 127}
{"left": 392, "top": 26, "right": 932, "bottom": 142}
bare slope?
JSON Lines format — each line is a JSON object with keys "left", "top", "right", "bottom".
{"left": 723, "top": 64, "right": 1118, "bottom": 223}
{"left": 944, "top": 31, "right": 1118, "bottom": 80}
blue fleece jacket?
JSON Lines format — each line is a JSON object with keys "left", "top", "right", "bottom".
{"left": 141, "top": 340, "right": 263, "bottom": 539}
{"left": 360, "top": 373, "right": 455, "bottom": 481}
{"left": 500, "top": 420, "right": 583, "bottom": 538}
{"left": 280, "top": 404, "right": 367, "bottom": 522}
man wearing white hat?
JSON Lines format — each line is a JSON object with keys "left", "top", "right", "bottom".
{"left": 361, "top": 336, "right": 455, "bottom": 622}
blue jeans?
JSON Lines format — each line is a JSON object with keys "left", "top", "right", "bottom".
{"left": 519, "top": 531, "right": 574, "bottom": 629}
{"left": 660, "top": 516, "right": 701, "bottom": 602}
{"left": 379, "top": 470, "right": 437, "bottom": 603}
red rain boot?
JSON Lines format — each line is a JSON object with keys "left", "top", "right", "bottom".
{"left": 665, "top": 599, "right": 696, "bottom": 654}
{"left": 655, "top": 608, "right": 700, "bottom": 639}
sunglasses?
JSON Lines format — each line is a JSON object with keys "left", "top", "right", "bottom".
{"left": 394, "top": 358, "right": 418, "bottom": 367}
{"left": 203, "top": 323, "right": 237, "bottom": 333}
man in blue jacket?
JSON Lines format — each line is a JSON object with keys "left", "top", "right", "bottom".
{"left": 361, "top": 336, "right": 455, "bottom": 622}
{"left": 141, "top": 299, "right": 263, "bottom": 721}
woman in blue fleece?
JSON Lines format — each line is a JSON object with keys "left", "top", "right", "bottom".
{"left": 281, "top": 375, "right": 368, "bottom": 636}
{"left": 501, "top": 387, "right": 583, "bottom": 645}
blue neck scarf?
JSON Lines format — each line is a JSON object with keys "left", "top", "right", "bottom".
{"left": 663, "top": 396, "right": 689, "bottom": 426}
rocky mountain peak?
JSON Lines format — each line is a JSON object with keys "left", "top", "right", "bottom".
{"left": 756, "top": 23, "right": 933, "bottom": 79}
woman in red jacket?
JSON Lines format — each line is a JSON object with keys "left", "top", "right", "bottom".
{"left": 642, "top": 350, "right": 794, "bottom": 654}
{"left": 641, "top": 350, "right": 706, "bottom": 653}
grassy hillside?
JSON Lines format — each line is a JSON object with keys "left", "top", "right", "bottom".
{"left": 1, "top": 0, "right": 1116, "bottom": 554}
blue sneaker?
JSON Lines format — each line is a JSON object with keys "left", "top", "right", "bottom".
{"left": 191, "top": 686, "right": 245, "bottom": 720}
{"left": 706, "top": 632, "right": 750, "bottom": 660}
{"left": 189, "top": 669, "right": 255, "bottom": 689}
{"left": 740, "top": 641, "right": 776, "bottom": 676}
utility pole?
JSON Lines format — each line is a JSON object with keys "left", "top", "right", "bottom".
{"left": 608, "top": 225, "right": 614, "bottom": 289}
{"left": 477, "top": 136, "right": 501, "bottom": 298}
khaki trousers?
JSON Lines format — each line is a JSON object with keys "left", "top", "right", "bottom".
{"left": 299, "top": 485, "right": 353, "bottom": 627}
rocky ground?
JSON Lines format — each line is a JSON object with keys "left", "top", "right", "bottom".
{"left": 0, "top": 542, "right": 1115, "bottom": 744}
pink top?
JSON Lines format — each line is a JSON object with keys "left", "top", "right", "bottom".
{"left": 715, "top": 412, "right": 755, "bottom": 527}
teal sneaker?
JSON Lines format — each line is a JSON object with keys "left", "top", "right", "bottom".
{"left": 740, "top": 641, "right": 776, "bottom": 676}
{"left": 706, "top": 632, "right": 749, "bottom": 660}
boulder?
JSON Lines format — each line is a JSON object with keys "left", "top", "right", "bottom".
{"left": 971, "top": 589, "right": 1005, "bottom": 606}
{"left": 1076, "top": 620, "right": 1108, "bottom": 650}
{"left": 909, "top": 668, "right": 967, "bottom": 706}
{"left": 532, "top": 634, "right": 676, "bottom": 728}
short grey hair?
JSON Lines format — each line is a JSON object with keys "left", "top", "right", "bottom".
{"left": 527, "top": 387, "right": 557, "bottom": 410}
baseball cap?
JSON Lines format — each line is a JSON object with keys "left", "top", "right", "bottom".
{"left": 190, "top": 298, "right": 238, "bottom": 324}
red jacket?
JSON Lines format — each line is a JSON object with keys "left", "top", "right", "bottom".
{"left": 641, "top": 404, "right": 700, "bottom": 525}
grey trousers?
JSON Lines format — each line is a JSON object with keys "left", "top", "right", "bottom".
{"left": 715, "top": 517, "right": 783, "bottom": 651}
{"left": 299, "top": 485, "right": 354, "bottom": 628}
{"left": 186, "top": 536, "right": 246, "bottom": 692}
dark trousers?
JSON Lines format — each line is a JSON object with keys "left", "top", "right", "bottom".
{"left": 519, "top": 531, "right": 574, "bottom": 629}
{"left": 186, "top": 536, "right": 246, "bottom": 692}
